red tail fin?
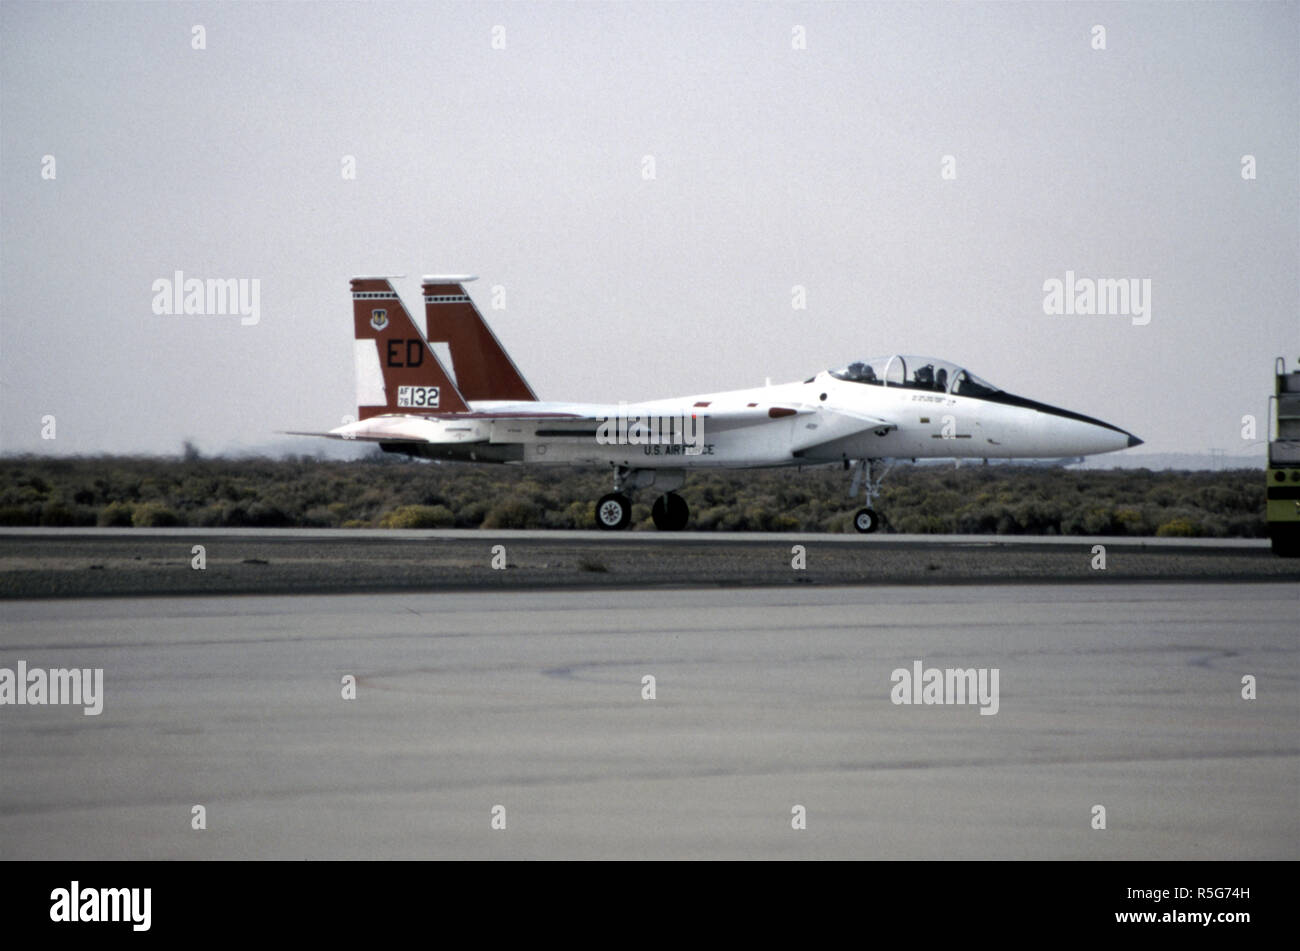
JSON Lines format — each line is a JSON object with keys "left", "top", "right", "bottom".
{"left": 422, "top": 275, "right": 537, "bottom": 402}
{"left": 351, "top": 277, "right": 468, "bottom": 419}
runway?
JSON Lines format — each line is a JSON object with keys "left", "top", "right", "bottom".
{"left": 0, "top": 526, "right": 1273, "bottom": 546}
{"left": 1, "top": 582, "right": 1296, "bottom": 859}
{"left": 2, "top": 529, "right": 1293, "bottom": 598}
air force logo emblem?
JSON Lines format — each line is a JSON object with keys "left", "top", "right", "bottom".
{"left": 370, "top": 309, "right": 389, "bottom": 331}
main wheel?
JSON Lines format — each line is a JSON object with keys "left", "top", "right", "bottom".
{"left": 853, "top": 507, "right": 879, "bottom": 534}
{"left": 596, "top": 493, "right": 632, "bottom": 531}
{"left": 651, "top": 492, "right": 690, "bottom": 531}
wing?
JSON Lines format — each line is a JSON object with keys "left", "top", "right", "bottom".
{"left": 286, "top": 403, "right": 897, "bottom": 453}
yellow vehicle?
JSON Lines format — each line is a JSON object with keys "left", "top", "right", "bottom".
{"left": 1268, "top": 357, "right": 1300, "bottom": 557}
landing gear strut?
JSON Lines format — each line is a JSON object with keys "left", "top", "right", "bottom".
{"left": 849, "top": 458, "right": 892, "bottom": 534}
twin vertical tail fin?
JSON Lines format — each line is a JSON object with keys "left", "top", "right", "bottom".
{"left": 422, "top": 275, "right": 537, "bottom": 402}
{"left": 350, "top": 277, "right": 468, "bottom": 419}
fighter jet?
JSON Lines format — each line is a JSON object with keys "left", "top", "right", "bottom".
{"left": 292, "top": 275, "right": 1142, "bottom": 532}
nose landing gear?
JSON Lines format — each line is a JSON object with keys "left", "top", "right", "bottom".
{"left": 849, "top": 458, "right": 892, "bottom": 534}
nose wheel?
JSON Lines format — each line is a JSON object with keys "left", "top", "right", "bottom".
{"left": 853, "top": 507, "right": 880, "bottom": 534}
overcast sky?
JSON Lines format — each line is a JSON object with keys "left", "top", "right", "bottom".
{"left": 2, "top": 1, "right": 1296, "bottom": 461}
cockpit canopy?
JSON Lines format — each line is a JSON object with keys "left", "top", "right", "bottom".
{"left": 828, "top": 355, "right": 1000, "bottom": 398}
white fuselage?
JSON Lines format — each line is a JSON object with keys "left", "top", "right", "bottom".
{"left": 341, "top": 369, "right": 1135, "bottom": 468}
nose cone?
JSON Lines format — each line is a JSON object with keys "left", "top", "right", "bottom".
{"left": 1077, "top": 420, "right": 1139, "bottom": 456}
{"left": 975, "top": 389, "right": 1142, "bottom": 458}
{"left": 1017, "top": 396, "right": 1142, "bottom": 457}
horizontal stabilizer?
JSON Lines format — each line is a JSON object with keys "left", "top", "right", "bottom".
{"left": 281, "top": 429, "right": 429, "bottom": 443}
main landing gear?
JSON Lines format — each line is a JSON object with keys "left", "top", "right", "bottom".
{"left": 594, "top": 462, "right": 890, "bottom": 534}
{"left": 651, "top": 492, "right": 689, "bottom": 531}
{"left": 848, "top": 458, "right": 892, "bottom": 534}
{"left": 596, "top": 493, "right": 633, "bottom": 531}
{"left": 595, "top": 467, "right": 689, "bottom": 531}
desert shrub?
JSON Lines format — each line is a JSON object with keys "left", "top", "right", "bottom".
{"left": 890, "top": 512, "right": 947, "bottom": 533}
{"left": 189, "top": 505, "right": 225, "bottom": 527}
{"left": 39, "top": 503, "right": 81, "bottom": 526}
{"left": 455, "top": 500, "right": 492, "bottom": 528}
{"left": 0, "top": 506, "right": 37, "bottom": 525}
{"left": 562, "top": 500, "right": 596, "bottom": 529}
{"left": 0, "top": 456, "right": 1268, "bottom": 535}
{"left": 244, "top": 501, "right": 292, "bottom": 527}
{"left": 481, "top": 497, "right": 541, "bottom": 529}
{"left": 379, "top": 504, "right": 455, "bottom": 529}
{"left": 301, "top": 506, "right": 341, "bottom": 528}
{"left": 97, "top": 501, "right": 135, "bottom": 526}
{"left": 132, "top": 502, "right": 181, "bottom": 527}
